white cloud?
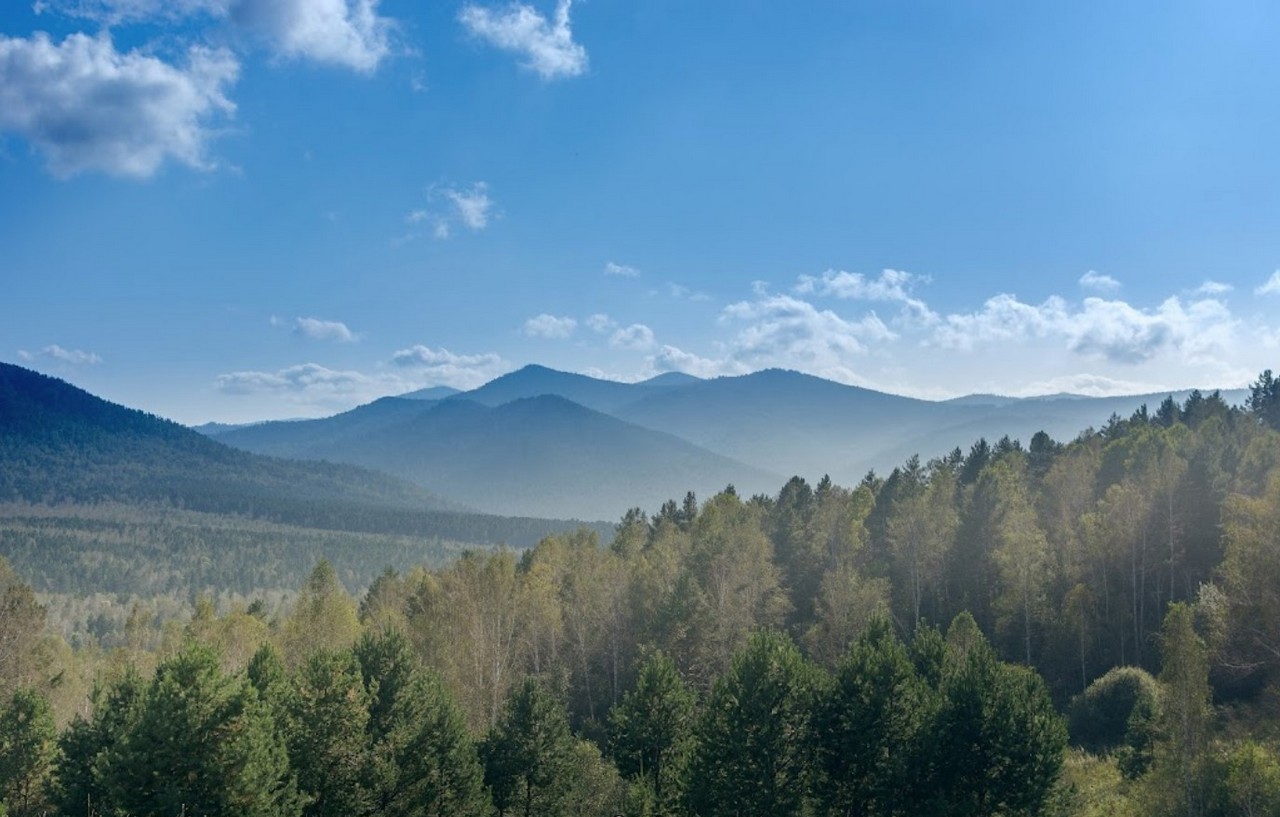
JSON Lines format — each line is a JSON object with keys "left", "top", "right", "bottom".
{"left": 293, "top": 317, "right": 358, "bottom": 342}
{"left": 1010, "top": 373, "right": 1170, "bottom": 398}
{"left": 586, "top": 313, "right": 616, "bottom": 333}
{"left": 17, "top": 344, "right": 103, "bottom": 365}
{"left": 723, "top": 293, "right": 895, "bottom": 362}
{"left": 610, "top": 323, "right": 655, "bottom": 350}
{"left": 459, "top": 0, "right": 587, "bottom": 80}
{"left": 1193, "top": 280, "right": 1233, "bottom": 296}
{"left": 649, "top": 345, "right": 745, "bottom": 379}
{"left": 0, "top": 32, "right": 237, "bottom": 178}
{"left": 409, "top": 182, "right": 494, "bottom": 239}
{"left": 933, "top": 293, "right": 1236, "bottom": 365}
{"left": 216, "top": 362, "right": 374, "bottom": 398}
{"left": 604, "top": 261, "right": 639, "bottom": 278}
{"left": 933, "top": 294, "right": 1067, "bottom": 351}
{"left": 522, "top": 313, "right": 577, "bottom": 339}
{"left": 444, "top": 182, "right": 493, "bottom": 230}
{"left": 1257, "top": 270, "right": 1280, "bottom": 296}
{"left": 42, "top": 0, "right": 395, "bottom": 73}
{"left": 795, "top": 268, "right": 938, "bottom": 325}
{"left": 390, "top": 344, "right": 510, "bottom": 388}
{"left": 667, "top": 283, "right": 710, "bottom": 302}
{"left": 1078, "top": 270, "right": 1121, "bottom": 293}
{"left": 231, "top": 0, "right": 393, "bottom": 73}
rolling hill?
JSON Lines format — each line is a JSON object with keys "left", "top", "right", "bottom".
{"left": 215, "top": 393, "right": 780, "bottom": 520}
{"left": 205, "top": 364, "right": 1250, "bottom": 514}
{"left": 0, "top": 362, "right": 608, "bottom": 544}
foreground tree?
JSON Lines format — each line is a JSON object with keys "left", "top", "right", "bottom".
{"left": 687, "top": 630, "right": 819, "bottom": 817}
{"left": 927, "top": 615, "right": 1066, "bottom": 817}
{"left": 482, "top": 678, "right": 578, "bottom": 817}
{"left": 50, "top": 669, "right": 148, "bottom": 817}
{"left": 102, "top": 643, "right": 301, "bottom": 817}
{"left": 354, "top": 631, "right": 489, "bottom": 817}
{"left": 609, "top": 651, "right": 696, "bottom": 815}
{"left": 0, "top": 688, "right": 56, "bottom": 817}
{"left": 813, "top": 619, "right": 930, "bottom": 817}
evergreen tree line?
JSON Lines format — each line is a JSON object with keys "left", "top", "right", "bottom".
{"left": 0, "top": 614, "right": 1069, "bottom": 817}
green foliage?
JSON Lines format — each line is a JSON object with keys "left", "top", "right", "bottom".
{"left": 1205, "top": 740, "right": 1280, "bottom": 817}
{"left": 1248, "top": 370, "right": 1280, "bottom": 432}
{"left": 0, "top": 558, "right": 46, "bottom": 698}
{"left": 481, "top": 678, "right": 578, "bottom": 817}
{"left": 608, "top": 651, "right": 696, "bottom": 814}
{"left": 50, "top": 668, "right": 148, "bottom": 817}
{"left": 281, "top": 560, "right": 360, "bottom": 666}
{"left": 1068, "top": 666, "right": 1161, "bottom": 775}
{"left": 102, "top": 642, "right": 302, "bottom": 817}
{"left": 929, "top": 617, "right": 1067, "bottom": 816}
{"left": 354, "top": 631, "right": 489, "bottom": 817}
{"left": 813, "top": 618, "right": 931, "bottom": 817}
{"left": 285, "top": 650, "right": 373, "bottom": 817}
{"left": 687, "top": 630, "right": 819, "bottom": 817}
{"left": 0, "top": 688, "right": 56, "bottom": 817}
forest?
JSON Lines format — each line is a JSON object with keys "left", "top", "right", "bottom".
{"left": 2, "top": 369, "right": 1280, "bottom": 816}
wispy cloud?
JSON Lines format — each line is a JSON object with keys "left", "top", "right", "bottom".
{"left": 402, "top": 182, "right": 495, "bottom": 240}
{"left": 604, "top": 261, "right": 639, "bottom": 278}
{"left": 522, "top": 313, "right": 577, "bottom": 339}
{"left": 17, "top": 344, "right": 103, "bottom": 365}
{"left": 796, "top": 268, "right": 937, "bottom": 325}
{"left": 1078, "top": 270, "right": 1121, "bottom": 293}
{"left": 0, "top": 32, "right": 237, "bottom": 178}
{"left": 459, "top": 0, "right": 587, "bottom": 80}
{"left": 667, "top": 283, "right": 710, "bottom": 302}
{"left": 444, "top": 182, "right": 493, "bottom": 231}
{"left": 293, "top": 317, "right": 359, "bottom": 342}
{"left": 1193, "top": 280, "right": 1233, "bottom": 296}
{"left": 586, "top": 313, "right": 616, "bottom": 333}
{"left": 390, "top": 344, "right": 510, "bottom": 388}
{"left": 1257, "top": 270, "right": 1280, "bottom": 296}
{"left": 610, "top": 323, "right": 655, "bottom": 350}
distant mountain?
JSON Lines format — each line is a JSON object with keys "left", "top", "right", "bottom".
{"left": 400, "top": 385, "right": 462, "bottom": 400}
{"left": 450, "top": 364, "right": 700, "bottom": 413}
{"left": 0, "top": 362, "right": 607, "bottom": 545}
{"left": 215, "top": 393, "right": 780, "bottom": 520}
{"left": 614, "top": 371, "right": 1249, "bottom": 484}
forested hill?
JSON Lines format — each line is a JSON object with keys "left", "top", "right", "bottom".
{"left": 205, "top": 364, "right": 1250, "bottom": 521}
{"left": 0, "top": 362, "right": 608, "bottom": 544}
{"left": 215, "top": 393, "right": 781, "bottom": 519}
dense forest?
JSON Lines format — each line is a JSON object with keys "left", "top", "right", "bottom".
{"left": 3, "top": 369, "right": 1280, "bottom": 816}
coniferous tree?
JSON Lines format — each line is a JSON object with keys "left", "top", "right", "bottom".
{"left": 687, "top": 630, "right": 819, "bottom": 817}
{"left": 50, "top": 668, "right": 147, "bottom": 817}
{"left": 482, "top": 678, "right": 578, "bottom": 817}
{"left": 813, "top": 619, "right": 931, "bottom": 817}
{"left": 0, "top": 688, "right": 55, "bottom": 817}
{"left": 102, "top": 642, "right": 302, "bottom": 817}
{"left": 609, "top": 651, "right": 696, "bottom": 814}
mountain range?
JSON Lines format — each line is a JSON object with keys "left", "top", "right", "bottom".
{"left": 0, "top": 362, "right": 609, "bottom": 544}
{"left": 203, "top": 364, "right": 1248, "bottom": 521}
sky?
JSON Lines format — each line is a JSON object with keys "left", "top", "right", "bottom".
{"left": 3, "top": 0, "right": 1280, "bottom": 424}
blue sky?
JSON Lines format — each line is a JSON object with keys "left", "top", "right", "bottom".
{"left": 3, "top": 0, "right": 1280, "bottom": 423}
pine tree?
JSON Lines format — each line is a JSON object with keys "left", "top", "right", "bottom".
{"left": 102, "top": 642, "right": 302, "bottom": 817}
{"left": 481, "top": 678, "right": 578, "bottom": 817}
{"left": 0, "top": 688, "right": 56, "bottom": 817}
{"left": 608, "top": 651, "right": 696, "bottom": 814}
{"left": 687, "top": 630, "right": 819, "bottom": 817}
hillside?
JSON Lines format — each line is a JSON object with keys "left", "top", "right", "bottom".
{"left": 216, "top": 393, "right": 780, "bottom": 520}
{"left": 0, "top": 362, "right": 607, "bottom": 543}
